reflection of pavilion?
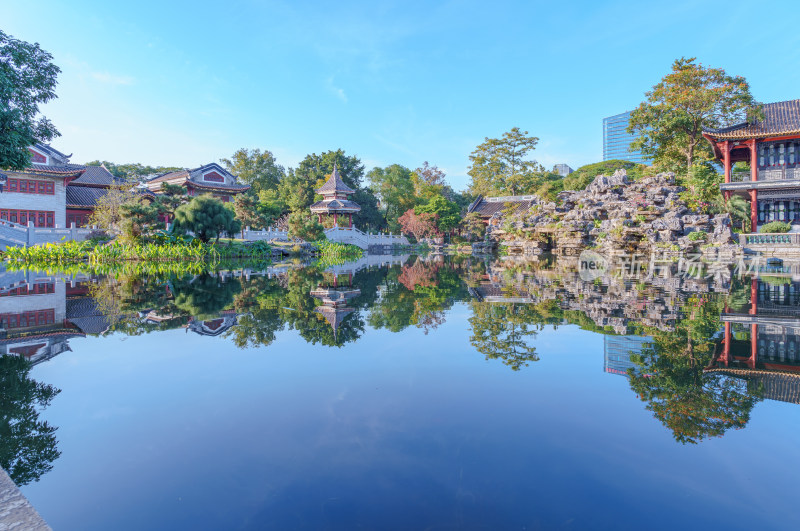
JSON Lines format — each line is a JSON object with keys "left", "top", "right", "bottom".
{"left": 711, "top": 278, "right": 800, "bottom": 404}
{"left": 310, "top": 273, "right": 360, "bottom": 336}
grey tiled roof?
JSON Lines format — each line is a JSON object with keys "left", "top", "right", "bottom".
{"left": 33, "top": 142, "right": 71, "bottom": 164}
{"left": 70, "top": 165, "right": 120, "bottom": 186}
{"left": 704, "top": 99, "right": 800, "bottom": 140}
{"left": 66, "top": 186, "right": 109, "bottom": 208}
{"left": 24, "top": 163, "right": 85, "bottom": 176}
{"left": 467, "top": 195, "right": 536, "bottom": 218}
{"left": 309, "top": 198, "right": 361, "bottom": 212}
{"left": 316, "top": 164, "right": 355, "bottom": 195}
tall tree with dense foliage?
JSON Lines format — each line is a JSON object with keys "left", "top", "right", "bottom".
{"left": 173, "top": 196, "right": 241, "bottom": 243}
{"left": 0, "top": 30, "right": 61, "bottom": 170}
{"left": 221, "top": 148, "right": 285, "bottom": 193}
{"left": 287, "top": 211, "right": 324, "bottom": 242}
{"left": 628, "top": 57, "right": 761, "bottom": 173}
{"left": 367, "top": 164, "right": 416, "bottom": 230}
{"left": 0, "top": 355, "right": 61, "bottom": 486}
{"left": 416, "top": 195, "right": 461, "bottom": 234}
{"left": 467, "top": 127, "right": 543, "bottom": 196}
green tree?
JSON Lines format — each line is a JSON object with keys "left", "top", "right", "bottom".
{"left": 367, "top": 164, "right": 416, "bottom": 230}
{"left": 233, "top": 193, "right": 268, "bottom": 231}
{"left": 173, "top": 195, "right": 242, "bottom": 243}
{"left": 220, "top": 148, "right": 285, "bottom": 194}
{"left": 629, "top": 57, "right": 761, "bottom": 173}
{"left": 287, "top": 211, "right": 324, "bottom": 242}
{"left": 119, "top": 197, "right": 159, "bottom": 241}
{"left": 256, "top": 188, "right": 288, "bottom": 226}
{"left": 461, "top": 212, "right": 485, "bottom": 241}
{"left": 0, "top": 30, "right": 60, "bottom": 170}
{"left": 88, "top": 184, "right": 140, "bottom": 233}
{"left": 682, "top": 162, "right": 722, "bottom": 213}
{"left": 0, "top": 355, "right": 61, "bottom": 486}
{"left": 416, "top": 195, "right": 461, "bottom": 234}
{"left": 468, "top": 127, "right": 543, "bottom": 196}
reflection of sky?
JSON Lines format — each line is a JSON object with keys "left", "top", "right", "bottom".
{"left": 21, "top": 303, "right": 800, "bottom": 530}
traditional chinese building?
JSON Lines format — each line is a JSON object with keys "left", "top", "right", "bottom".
{"left": 465, "top": 195, "right": 536, "bottom": 224}
{"left": 309, "top": 164, "right": 360, "bottom": 227}
{"left": 710, "top": 276, "right": 800, "bottom": 404}
{"left": 0, "top": 143, "right": 120, "bottom": 228}
{"left": 703, "top": 99, "right": 800, "bottom": 232}
{"left": 146, "top": 163, "right": 250, "bottom": 203}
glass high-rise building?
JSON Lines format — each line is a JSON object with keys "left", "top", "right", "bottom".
{"left": 602, "top": 111, "right": 651, "bottom": 164}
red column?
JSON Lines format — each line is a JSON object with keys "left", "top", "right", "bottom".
{"left": 348, "top": 214, "right": 352, "bottom": 228}
{"left": 750, "top": 189, "right": 758, "bottom": 232}
{"left": 750, "top": 140, "right": 758, "bottom": 182}
{"left": 334, "top": 212, "right": 338, "bottom": 226}
{"left": 723, "top": 322, "right": 731, "bottom": 365}
{"left": 749, "top": 323, "right": 758, "bottom": 369}
{"left": 750, "top": 278, "right": 758, "bottom": 315}
{"left": 723, "top": 141, "right": 732, "bottom": 183}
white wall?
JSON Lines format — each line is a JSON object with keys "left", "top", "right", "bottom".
{"left": 0, "top": 173, "right": 67, "bottom": 226}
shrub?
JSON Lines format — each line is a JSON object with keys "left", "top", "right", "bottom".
{"left": 688, "top": 230, "right": 707, "bottom": 241}
{"left": 173, "top": 196, "right": 241, "bottom": 243}
{"left": 760, "top": 221, "right": 791, "bottom": 233}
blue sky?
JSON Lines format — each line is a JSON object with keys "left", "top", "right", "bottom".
{"left": 5, "top": 0, "right": 800, "bottom": 190}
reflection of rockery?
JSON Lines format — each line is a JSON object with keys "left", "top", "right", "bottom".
{"left": 185, "top": 311, "right": 239, "bottom": 336}
{"left": 711, "top": 277, "right": 800, "bottom": 404}
{"left": 310, "top": 273, "right": 360, "bottom": 337}
{"left": 470, "top": 257, "right": 731, "bottom": 334}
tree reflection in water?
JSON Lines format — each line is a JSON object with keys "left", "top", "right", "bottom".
{"left": 627, "top": 294, "right": 762, "bottom": 444}
{"left": 77, "top": 256, "right": 774, "bottom": 443}
{"left": 0, "top": 355, "right": 61, "bottom": 486}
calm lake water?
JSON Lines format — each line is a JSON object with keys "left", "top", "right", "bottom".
{"left": 3, "top": 254, "right": 800, "bottom": 530}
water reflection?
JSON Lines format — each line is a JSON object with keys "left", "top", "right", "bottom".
{"left": 3, "top": 253, "right": 800, "bottom": 492}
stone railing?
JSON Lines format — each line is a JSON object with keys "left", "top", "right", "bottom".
{"left": 324, "top": 226, "right": 409, "bottom": 250}
{"left": 741, "top": 232, "right": 800, "bottom": 246}
{"left": 241, "top": 226, "right": 289, "bottom": 241}
{"left": 730, "top": 171, "right": 750, "bottom": 182}
{"left": 0, "top": 220, "right": 97, "bottom": 248}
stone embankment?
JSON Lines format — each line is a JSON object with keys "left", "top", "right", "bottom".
{"left": 480, "top": 170, "right": 738, "bottom": 258}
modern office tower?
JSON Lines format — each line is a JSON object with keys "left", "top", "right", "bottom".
{"left": 603, "top": 111, "right": 651, "bottom": 164}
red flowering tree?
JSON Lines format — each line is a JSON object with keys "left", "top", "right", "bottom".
{"left": 397, "top": 209, "right": 438, "bottom": 241}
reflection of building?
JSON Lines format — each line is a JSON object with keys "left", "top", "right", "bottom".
{"left": 712, "top": 277, "right": 800, "bottom": 404}
{"left": 0, "top": 276, "right": 111, "bottom": 365}
{"left": 704, "top": 99, "right": 800, "bottom": 232}
{"left": 603, "top": 111, "right": 650, "bottom": 164}
{"left": 186, "top": 311, "right": 239, "bottom": 336}
{"left": 603, "top": 335, "right": 652, "bottom": 377}
{"left": 310, "top": 273, "right": 360, "bottom": 336}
